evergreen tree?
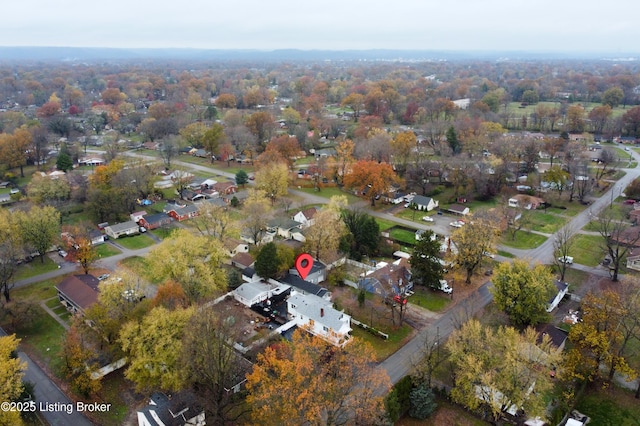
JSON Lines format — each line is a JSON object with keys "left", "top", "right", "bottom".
{"left": 255, "top": 242, "right": 280, "bottom": 280}
{"left": 56, "top": 151, "right": 73, "bottom": 172}
{"left": 446, "top": 126, "right": 460, "bottom": 154}
{"left": 409, "top": 383, "right": 437, "bottom": 420}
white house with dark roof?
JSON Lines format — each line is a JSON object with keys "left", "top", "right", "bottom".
{"left": 412, "top": 195, "right": 439, "bottom": 211}
{"left": 292, "top": 207, "right": 317, "bottom": 229}
{"left": 233, "top": 281, "right": 291, "bottom": 307}
{"left": 547, "top": 280, "right": 569, "bottom": 312}
{"left": 287, "top": 291, "right": 351, "bottom": 347}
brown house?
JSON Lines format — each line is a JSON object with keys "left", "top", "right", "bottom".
{"left": 55, "top": 274, "right": 100, "bottom": 315}
{"left": 212, "top": 181, "right": 237, "bottom": 195}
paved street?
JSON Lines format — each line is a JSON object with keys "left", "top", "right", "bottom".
{"left": 10, "top": 143, "right": 640, "bottom": 418}
{"left": 0, "top": 328, "right": 94, "bottom": 426}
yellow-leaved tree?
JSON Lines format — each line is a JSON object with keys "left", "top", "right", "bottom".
{"left": 0, "top": 334, "right": 26, "bottom": 426}
{"left": 146, "top": 229, "right": 226, "bottom": 303}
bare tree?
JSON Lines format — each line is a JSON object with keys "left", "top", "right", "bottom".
{"left": 411, "top": 329, "right": 446, "bottom": 388}
{"left": 597, "top": 208, "right": 639, "bottom": 282}
{"left": 554, "top": 224, "right": 575, "bottom": 282}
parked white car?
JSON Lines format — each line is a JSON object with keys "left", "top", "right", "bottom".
{"left": 449, "top": 221, "right": 463, "bottom": 228}
{"left": 422, "top": 216, "right": 434, "bottom": 222}
{"left": 558, "top": 256, "right": 574, "bottom": 264}
{"left": 436, "top": 279, "right": 453, "bottom": 294}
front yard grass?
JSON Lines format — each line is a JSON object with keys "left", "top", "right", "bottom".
{"left": 14, "top": 257, "right": 59, "bottom": 280}
{"left": 389, "top": 226, "right": 418, "bottom": 246}
{"left": 408, "top": 288, "right": 451, "bottom": 312}
{"left": 119, "top": 256, "right": 160, "bottom": 284}
{"left": 3, "top": 279, "right": 66, "bottom": 375}
{"left": 570, "top": 234, "right": 605, "bottom": 267}
{"left": 575, "top": 384, "right": 640, "bottom": 426}
{"left": 528, "top": 212, "right": 567, "bottom": 234}
{"left": 294, "top": 186, "right": 361, "bottom": 204}
{"left": 350, "top": 324, "right": 412, "bottom": 361}
{"left": 113, "top": 234, "right": 156, "bottom": 250}
{"left": 500, "top": 231, "right": 547, "bottom": 249}
{"left": 375, "top": 217, "right": 398, "bottom": 231}
{"left": 95, "top": 243, "right": 121, "bottom": 258}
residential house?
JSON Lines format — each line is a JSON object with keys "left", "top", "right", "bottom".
{"left": 180, "top": 189, "right": 209, "bottom": 202}
{"left": 627, "top": 254, "right": 640, "bottom": 272}
{"left": 240, "top": 228, "right": 276, "bottom": 245}
{"left": 508, "top": 194, "right": 544, "bottom": 210}
{"left": 277, "top": 273, "right": 329, "bottom": 300}
{"left": 231, "top": 252, "right": 254, "bottom": 270}
{"left": 136, "top": 392, "right": 205, "bottom": 426}
{"left": 287, "top": 291, "right": 352, "bottom": 347}
{"left": 223, "top": 238, "right": 249, "bottom": 257}
{"left": 358, "top": 258, "right": 412, "bottom": 300}
{"left": 88, "top": 229, "right": 106, "bottom": 246}
{"left": 267, "top": 218, "right": 305, "bottom": 241}
{"left": 212, "top": 181, "right": 237, "bottom": 195}
{"left": 55, "top": 274, "right": 100, "bottom": 315}
{"left": 536, "top": 323, "right": 568, "bottom": 351}
{"left": 233, "top": 281, "right": 291, "bottom": 307}
{"left": 104, "top": 221, "right": 139, "bottom": 239}
{"left": 448, "top": 204, "right": 470, "bottom": 216}
{"left": 142, "top": 141, "right": 160, "bottom": 151}
{"left": 139, "top": 213, "right": 172, "bottom": 230}
{"left": 547, "top": 280, "right": 569, "bottom": 312}
{"left": 610, "top": 226, "right": 640, "bottom": 248}
{"left": 167, "top": 204, "right": 199, "bottom": 222}
{"left": 412, "top": 195, "right": 439, "bottom": 211}
{"left": 130, "top": 211, "right": 147, "bottom": 223}
{"left": 198, "top": 197, "right": 227, "bottom": 208}
{"left": 288, "top": 259, "right": 327, "bottom": 284}
{"left": 292, "top": 207, "right": 317, "bottom": 229}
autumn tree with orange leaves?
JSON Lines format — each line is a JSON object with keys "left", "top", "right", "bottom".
{"left": 343, "top": 160, "right": 400, "bottom": 206}
{"left": 246, "top": 330, "right": 390, "bottom": 426}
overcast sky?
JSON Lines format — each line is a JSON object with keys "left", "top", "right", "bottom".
{"left": 3, "top": 0, "right": 639, "bottom": 53}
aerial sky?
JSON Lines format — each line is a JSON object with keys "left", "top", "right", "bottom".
{"left": 3, "top": 0, "right": 639, "bottom": 53}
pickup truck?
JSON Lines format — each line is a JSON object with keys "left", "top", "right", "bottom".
{"left": 557, "top": 256, "right": 574, "bottom": 264}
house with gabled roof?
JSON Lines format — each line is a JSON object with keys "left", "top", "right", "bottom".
{"left": 287, "top": 291, "right": 351, "bottom": 347}
{"left": 358, "top": 258, "right": 412, "bottom": 300}
{"left": 139, "top": 213, "right": 172, "bottom": 230}
{"left": 104, "top": 221, "right": 139, "bottom": 239}
{"left": 448, "top": 203, "right": 470, "bottom": 216}
{"left": 167, "top": 204, "right": 199, "bottom": 222}
{"left": 55, "top": 274, "right": 100, "bottom": 315}
{"left": 136, "top": 392, "right": 205, "bottom": 426}
{"left": 212, "top": 181, "right": 237, "bottom": 195}
{"left": 292, "top": 207, "right": 317, "bottom": 229}
{"left": 267, "top": 218, "right": 305, "bottom": 241}
{"left": 412, "top": 195, "right": 439, "bottom": 211}
{"left": 223, "top": 238, "right": 249, "bottom": 257}
{"left": 277, "top": 273, "right": 329, "bottom": 300}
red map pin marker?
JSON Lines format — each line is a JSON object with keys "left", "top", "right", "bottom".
{"left": 295, "top": 253, "right": 314, "bottom": 280}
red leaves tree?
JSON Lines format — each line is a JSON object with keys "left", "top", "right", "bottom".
{"left": 343, "top": 160, "right": 400, "bottom": 206}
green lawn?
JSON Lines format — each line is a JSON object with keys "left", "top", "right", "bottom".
{"left": 497, "top": 250, "right": 516, "bottom": 258}
{"left": 113, "top": 234, "right": 156, "bottom": 250}
{"left": 295, "top": 186, "right": 361, "bottom": 204}
{"left": 582, "top": 220, "right": 600, "bottom": 232}
{"left": 571, "top": 234, "right": 606, "bottom": 267}
{"left": 376, "top": 217, "right": 399, "bottom": 232}
{"left": 2, "top": 279, "right": 66, "bottom": 375}
{"left": 527, "top": 212, "right": 567, "bottom": 234}
{"left": 15, "top": 257, "right": 60, "bottom": 280}
{"left": 408, "top": 288, "right": 451, "bottom": 312}
{"left": 95, "top": 243, "right": 121, "bottom": 258}
{"left": 119, "top": 256, "right": 161, "bottom": 284}
{"left": 575, "top": 385, "right": 640, "bottom": 426}
{"left": 350, "top": 324, "right": 413, "bottom": 361}
{"left": 389, "top": 227, "right": 418, "bottom": 246}
{"left": 500, "top": 231, "right": 547, "bottom": 249}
